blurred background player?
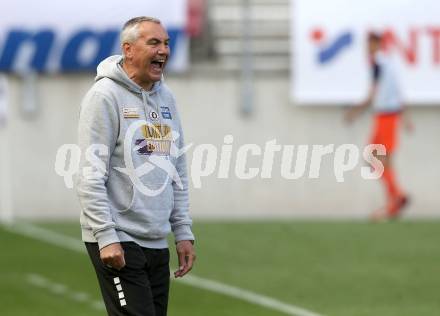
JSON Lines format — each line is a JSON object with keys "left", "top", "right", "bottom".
{"left": 345, "top": 32, "right": 413, "bottom": 221}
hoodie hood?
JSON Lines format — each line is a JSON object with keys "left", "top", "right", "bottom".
{"left": 95, "top": 55, "right": 162, "bottom": 95}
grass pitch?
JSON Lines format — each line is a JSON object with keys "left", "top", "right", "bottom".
{"left": 1, "top": 221, "right": 439, "bottom": 316}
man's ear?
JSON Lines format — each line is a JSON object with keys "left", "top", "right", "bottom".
{"left": 122, "top": 43, "right": 131, "bottom": 58}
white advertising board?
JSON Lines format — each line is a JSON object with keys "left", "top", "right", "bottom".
{"left": 291, "top": 0, "right": 440, "bottom": 105}
{"left": 0, "top": 0, "right": 188, "bottom": 73}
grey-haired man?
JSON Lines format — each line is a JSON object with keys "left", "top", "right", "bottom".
{"left": 77, "top": 17, "right": 196, "bottom": 316}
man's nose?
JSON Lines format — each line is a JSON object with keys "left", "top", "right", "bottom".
{"left": 157, "top": 44, "right": 169, "bottom": 55}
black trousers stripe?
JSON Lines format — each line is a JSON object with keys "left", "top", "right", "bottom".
{"left": 86, "top": 242, "right": 170, "bottom": 316}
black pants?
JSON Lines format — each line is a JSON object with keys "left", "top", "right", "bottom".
{"left": 86, "top": 242, "right": 170, "bottom": 316}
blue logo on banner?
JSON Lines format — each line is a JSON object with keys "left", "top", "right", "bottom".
{"left": 311, "top": 29, "right": 354, "bottom": 64}
{"left": 0, "top": 28, "right": 182, "bottom": 72}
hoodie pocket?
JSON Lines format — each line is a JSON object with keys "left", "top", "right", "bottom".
{"left": 115, "top": 184, "right": 174, "bottom": 239}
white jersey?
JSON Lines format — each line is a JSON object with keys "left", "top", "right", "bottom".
{"left": 372, "top": 52, "right": 402, "bottom": 113}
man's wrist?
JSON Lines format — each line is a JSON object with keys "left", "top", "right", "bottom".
{"left": 176, "top": 239, "right": 194, "bottom": 245}
{"left": 173, "top": 224, "right": 195, "bottom": 243}
{"left": 94, "top": 228, "right": 120, "bottom": 250}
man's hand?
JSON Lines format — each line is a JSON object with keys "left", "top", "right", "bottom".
{"left": 403, "top": 119, "right": 414, "bottom": 133}
{"left": 402, "top": 110, "right": 414, "bottom": 133}
{"left": 344, "top": 105, "right": 364, "bottom": 124}
{"left": 174, "top": 240, "right": 196, "bottom": 278}
{"left": 344, "top": 108, "right": 358, "bottom": 124}
{"left": 100, "top": 243, "right": 126, "bottom": 270}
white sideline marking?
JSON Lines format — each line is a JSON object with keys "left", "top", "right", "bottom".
{"left": 4, "top": 222, "right": 326, "bottom": 316}
{"left": 176, "top": 275, "right": 324, "bottom": 316}
{"left": 5, "top": 222, "right": 86, "bottom": 253}
{"left": 27, "top": 273, "right": 105, "bottom": 310}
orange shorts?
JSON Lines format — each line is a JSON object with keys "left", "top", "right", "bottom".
{"left": 369, "top": 113, "right": 400, "bottom": 154}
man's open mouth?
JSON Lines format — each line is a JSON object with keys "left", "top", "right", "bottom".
{"left": 150, "top": 58, "right": 166, "bottom": 71}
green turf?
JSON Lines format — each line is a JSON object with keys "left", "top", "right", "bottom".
{"left": 2, "top": 221, "right": 440, "bottom": 316}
